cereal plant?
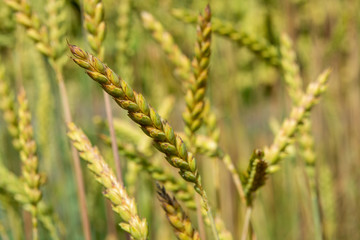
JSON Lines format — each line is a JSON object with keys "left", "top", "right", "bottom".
{"left": 0, "top": 0, "right": 359, "bottom": 240}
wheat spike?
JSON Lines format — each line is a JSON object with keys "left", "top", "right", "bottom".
{"left": 183, "top": 5, "right": 212, "bottom": 141}
{"left": 265, "top": 69, "right": 331, "bottom": 169}
{"left": 67, "top": 123, "right": 148, "bottom": 239}
{"left": 157, "top": 184, "right": 200, "bottom": 240}
{"left": 17, "top": 88, "right": 43, "bottom": 240}
{"left": 68, "top": 43, "right": 209, "bottom": 205}
{"left": 83, "top": 0, "right": 106, "bottom": 59}
{"left": 240, "top": 150, "right": 268, "bottom": 206}
{"left": 5, "top": 0, "right": 52, "bottom": 57}
{"left": 172, "top": 8, "right": 280, "bottom": 67}
{"left": 68, "top": 43, "right": 221, "bottom": 238}
{"left": 0, "top": 161, "right": 59, "bottom": 240}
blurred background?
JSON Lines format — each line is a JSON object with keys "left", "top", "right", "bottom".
{"left": 0, "top": 0, "right": 359, "bottom": 239}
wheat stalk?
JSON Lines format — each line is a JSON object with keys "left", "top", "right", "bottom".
{"left": 156, "top": 184, "right": 200, "bottom": 240}
{"left": 68, "top": 43, "right": 220, "bottom": 239}
{"left": 171, "top": 8, "right": 280, "bottom": 67}
{"left": 67, "top": 122, "right": 149, "bottom": 239}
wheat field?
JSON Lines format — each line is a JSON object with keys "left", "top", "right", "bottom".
{"left": 0, "top": 0, "right": 359, "bottom": 239}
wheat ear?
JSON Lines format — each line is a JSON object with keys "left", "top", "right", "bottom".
{"left": 265, "top": 69, "right": 331, "bottom": 169}
{"left": 239, "top": 150, "right": 267, "bottom": 240}
{"left": 181, "top": 6, "right": 214, "bottom": 238}
{"left": 240, "top": 150, "right": 268, "bottom": 206}
{"left": 17, "top": 88, "right": 43, "bottom": 240}
{"left": 157, "top": 184, "right": 200, "bottom": 240}
{"left": 239, "top": 69, "right": 330, "bottom": 239}
{"left": 46, "top": 0, "right": 67, "bottom": 66}
{"left": 67, "top": 122, "right": 149, "bottom": 239}
{"left": 0, "top": 161, "right": 59, "bottom": 240}
{"left": 4, "top": 0, "right": 52, "bottom": 57}
{"left": 280, "top": 34, "right": 317, "bottom": 180}
{"left": 0, "top": 64, "right": 20, "bottom": 148}
{"left": 183, "top": 4, "right": 212, "bottom": 143}
{"left": 171, "top": 8, "right": 280, "bottom": 67}
{"left": 68, "top": 43, "right": 220, "bottom": 238}
{"left": 140, "top": 11, "right": 191, "bottom": 83}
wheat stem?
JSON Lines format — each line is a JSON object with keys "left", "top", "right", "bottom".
{"left": 240, "top": 207, "right": 252, "bottom": 240}
{"left": 56, "top": 66, "right": 92, "bottom": 240}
